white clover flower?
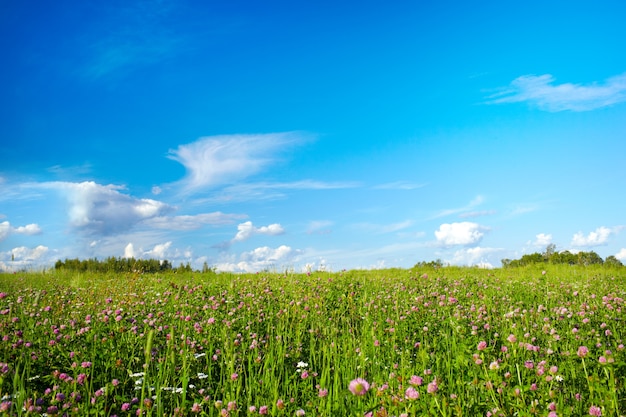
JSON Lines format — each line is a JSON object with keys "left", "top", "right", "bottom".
{"left": 296, "top": 361, "right": 308, "bottom": 368}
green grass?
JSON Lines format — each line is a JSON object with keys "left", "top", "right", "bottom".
{"left": 0, "top": 265, "right": 624, "bottom": 416}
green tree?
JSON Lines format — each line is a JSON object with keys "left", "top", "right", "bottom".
{"left": 604, "top": 255, "right": 623, "bottom": 267}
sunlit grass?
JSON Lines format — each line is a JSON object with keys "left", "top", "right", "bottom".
{"left": 0, "top": 265, "right": 624, "bottom": 416}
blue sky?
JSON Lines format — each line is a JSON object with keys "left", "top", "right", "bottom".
{"left": 1, "top": 0, "right": 626, "bottom": 272}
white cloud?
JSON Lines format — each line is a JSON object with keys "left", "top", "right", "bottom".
{"left": 167, "top": 132, "right": 312, "bottom": 193}
{"left": 79, "top": 1, "right": 183, "bottom": 80}
{"left": 373, "top": 181, "right": 426, "bottom": 190}
{"left": 433, "top": 195, "right": 484, "bottom": 219}
{"left": 534, "top": 233, "right": 553, "bottom": 246}
{"left": 124, "top": 243, "right": 136, "bottom": 258}
{"left": 488, "top": 73, "right": 626, "bottom": 111}
{"left": 571, "top": 226, "right": 615, "bottom": 247}
{"left": 232, "top": 221, "right": 285, "bottom": 243}
{"left": 123, "top": 241, "right": 173, "bottom": 260}
{"left": 459, "top": 210, "right": 497, "bottom": 219}
{"left": 216, "top": 245, "right": 302, "bottom": 272}
{"left": 448, "top": 247, "right": 502, "bottom": 267}
{"left": 0, "top": 245, "right": 51, "bottom": 272}
{"left": 354, "top": 220, "right": 414, "bottom": 234}
{"left": 306, "top": 220, "right": 333, "bottom": 235}
{"left": 39, "top": 181, "right": 174, "bottom": 235}
{"left": 0, "top": 221, "right": 42, "bottom": 241}
{"left": 145, "top": 242, "right": 172, "bottom": 259}
{"left": 435, "top": 222, "right": 489, "bottom": 246}
{"left": 11, "top": 245, "right": 49, "bottom": 261}
{"left": 0, "top": 222, "right": 10, "bottom": 241}
{"left": 615, "top": 248, "right": 626, "bottom": 261}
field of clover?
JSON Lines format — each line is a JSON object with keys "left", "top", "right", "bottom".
{"left": 0, "top": 265, "right": 625, "bottom": 416}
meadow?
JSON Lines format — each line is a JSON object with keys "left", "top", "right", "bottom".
{"left": 0, "top": 265, "right": 624, "bottom": 416}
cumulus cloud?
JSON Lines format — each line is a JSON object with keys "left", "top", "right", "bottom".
{"left": 534, "top": 233, "right": 553, "bottom": 246}
{"left": 487, "top": 73, "right": 626, "bottom": 111}
{"left": 123, "top": 241, "right": 172, "bottom": 260}
{"left": 216, "top": 245, "right": 302, "bottom": 272}
{"left": 145, "top": 242, "right": 172, "bottom": 259}
{"left": 39, "top": 181, "right": 174, "bottom": 235}
{"left": 11, "top": 245, "right": 49, "bottom": 261}
{"left": 0, "top": 221, "right": 42, "bottom": 242}
{"left": 124, "top": 243, "right": 136, "bottom": 258}
{"left": 616, "top": 248, "right": 626, "bottom": 261}
{"left": 449, "top": 247, "right": 502, "bottom": 267}
{"left": 167, "top": 132, "right": 312, "bottom": 193}
{"left": 0, "top": 245, "right": 50, "bottom": 272}
{"left": 232, "top": 221, "right": 285, "bottom": 243}
{"left": 435, "top": 222, "right": 489, "bottom": 246}
{"left": 571, "top": 226, "right": 617, "bottom": 247}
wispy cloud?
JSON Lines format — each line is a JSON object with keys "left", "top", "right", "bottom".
{"left": 353, "top": 220, "right": 414, "bottom": 235}
{"left": 458, "top": 210, "right": 496, "bottom": 219}
{"left": 167, "top": 132, "right": 314, "bottom": 194}
{"left": 487, "top": 73, "right": 626, "bottom": 111}
{"left": 432, "top": 195, "right": 484, "bottom": 219}
{"left": 146, "top": 212, "right": 247, "bottom": 230}
{"left": 306, "top": 220, "right": 333, "bottom": 235}
{"left": 80, "top": 0, "right": 184, "bottom": 79}
{"left": 372, "top": 181, "right": 426, "bottom": 190}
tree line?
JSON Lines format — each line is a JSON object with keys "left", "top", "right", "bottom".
{"left": 501, "top": 244, "right": 623, "bottom": 268}
{"left": 53, "top": 257, "right": 203, "bottom": 274}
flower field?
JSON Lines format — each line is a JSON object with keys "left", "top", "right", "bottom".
{"left": 0, "top": 265, "right": 625, "bottom": 416}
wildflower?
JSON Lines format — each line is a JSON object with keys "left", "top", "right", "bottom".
{"left": 248, "top": 406, "right": 257, "bottom": 413}
{"left": 477, "top": 341, "right": 487, "bottom": 351}
{"left": 296, "top": 409, "right": 305, "bottom": 416}
{"left": 348, "top": 378, "right": 370, "bottom": 396}
{"left": 296, "top": 361, "right": 308, "bottom": 369}
{"left": 259, "top": 405, "right": 268, "bottom": 415}
{"left": 227, "top": 401, "right": 237, "bottom": 411}
{"left": 276, "top": 399, "right": 285, "bottom": 410}
{"left": 318, "top": 388, "right": 328, "bottom": 397}
{"left": 489, "top": 361, "right": 499, "bottom": 370}
{"left": 577, "top": 346, "right": 589, "bottom": 358}
{"left": 589, "top": 405, "right": 602, "bottom": 416}
{"left": 409, "top": 375, "right": 423, "bottom": 386}
{"left": 427, "top": 380, "right": 438, "bottom": 394}
{"left": 405, "top": 387, "right": 419, "bottom": 400}
{"left": 231, "top": 373, "right": 238, "bottom": 381}
{"left": 121, "top": 403, "right": 131, "bottom": 411}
